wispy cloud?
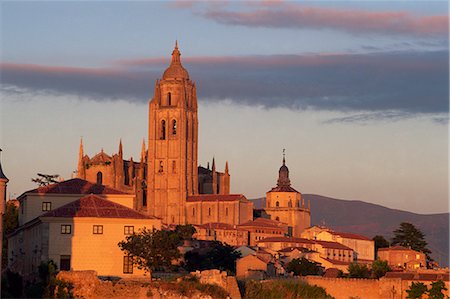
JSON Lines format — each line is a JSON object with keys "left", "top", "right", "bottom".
{"left": 192, "top": 3, "right": 448, "bottom": 37}
{"left": 1, "top": 50, "right": 448, "bottom": 117}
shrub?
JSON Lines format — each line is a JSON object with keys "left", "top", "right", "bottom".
{"left": 243, "top": 279, "right": 333, "bottom": 299}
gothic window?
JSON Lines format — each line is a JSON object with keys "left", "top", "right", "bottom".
{"left": 167, "top": 92, "right": 172, "bottom": 106}
{"left": 288, "top": 200, "right": 292, "bottom": 208}
{"left": 276, "top": 201, "right": 279, "bottom": 207}
{"left": 160, "top": 120, "right": 166, "bottom": 140}
{"left": 172, "top": 119, "right": 177, "bottom": 135}
{"left": 297, "top": 200, "right": 300, "bottom": 207}
{"left": 172, "top": 161, "right": 176, "bottom": 173}
{"left": 96, "top": 172, "right": 103, "bottom": 185}
{"left": 192, "top": 208, "right": 195, "bottom": 216}
{"left": 275, "top": 216, "right": 280, "bottom": 221}
{"left": 225, "top": 208, "right": 228, "bottom": 216}
{"left": 159, "top": 161, "right": 164, "bottom": 173}
{"left": 208, "top": 207, "right": 211, "bottom": 216}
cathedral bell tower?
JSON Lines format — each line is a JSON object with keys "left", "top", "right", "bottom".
{"left": 147, "top": 42, "right": 198, "bottom": 225}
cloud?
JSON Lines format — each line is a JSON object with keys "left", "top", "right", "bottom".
{"left": 1, "top": 50, "right": 448, "bottom": 117}
{"left": 197, "top": 3, "right": 448, "bottom": 37}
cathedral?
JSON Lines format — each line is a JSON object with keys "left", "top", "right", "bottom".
{"left": 76, "top": 42, "right": 252, "bottom": 226}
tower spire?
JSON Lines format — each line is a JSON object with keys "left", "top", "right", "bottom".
{"left": 225, "top": 161, "right": 229, "bottom": 174}
{"left": 140, "top": 138, "right": 146, "bottom": 163}
{"left": 283, "top": 148, "right": 286, "bottom": 165}
{"left": 0, "top": 149, "right": 8, "bottom": 181}
{"left": 171, "top": 40, "right": 181, "bottom": 65}
{"left": 277, "top": 148, "right": 290, "bottom": 187}
{"left": 77, "top": 138, "right": 86, "bottom": 179}
{"left": 118, "top": 139, "right": 123, "bottom": 158}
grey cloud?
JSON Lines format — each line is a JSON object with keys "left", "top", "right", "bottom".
{"left": 1, "top": 50, "right": 448, "bottom": 117}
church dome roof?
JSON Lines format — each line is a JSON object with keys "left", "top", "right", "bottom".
{"left": 162, "top": 41, "right": 189, "bottom": 80}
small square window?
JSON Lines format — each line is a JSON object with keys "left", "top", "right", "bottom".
{"left": 124, "top": 226, "right": 134, "bottom": 235}
{"left": 93, "top": 225, "right": 103, "bottom": 234}
{"left": 42, "top": 202, "right": 51, "bottom": 211}
{"left": 61, "top": 225, "right": 71, "bottom": 234}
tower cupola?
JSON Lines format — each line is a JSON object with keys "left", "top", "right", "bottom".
{"left": 162, "top": 41, "right": 189, "bottom": 80}
{"left": 277, "top": 149, "right": 290, "bottom": 187}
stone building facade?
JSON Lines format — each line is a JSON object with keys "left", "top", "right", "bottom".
{"left": 76, "top": 43, "right": 243, "bottom": 226}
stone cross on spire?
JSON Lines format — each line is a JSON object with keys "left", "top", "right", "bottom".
{"left": 283, "top": 148, "right": 286, "bottom": 165}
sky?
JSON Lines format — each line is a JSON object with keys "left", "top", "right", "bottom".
{"left": 1, "top": 1, "right": 448, "bottom": 214}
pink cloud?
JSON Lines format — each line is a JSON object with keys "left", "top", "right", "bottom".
{"left": 201, "top": 4, "right": 449, "bottom": 37}
{"left": 0, "top": 63, "right": 121, "bottom": 77}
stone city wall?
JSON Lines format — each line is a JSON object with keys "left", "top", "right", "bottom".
{"left": 301, "top": 276, "right": 449, "bottom": 299}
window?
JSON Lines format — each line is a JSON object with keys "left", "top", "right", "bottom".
{"left": 124, "top": 226, "right": 134, "bottom": 235}
{"left": 96, "top": 171, "right": 103, "bottom": 185}
{"left": 192, "top": 208, "right": 195, "bottom": 216}
{"left": 123, "top": 256, "right": 133, "bottom": 274}
{"left": 172, "top": 120, "right": 177, "bottom": 135}
{"left": 276, "top": 201, "right": 279, "bottom": 207}
{"left": 275, "top": 216, "right": 280, "bottom": 221}
{"left": 42, "top": 202, "right": 51, "bottom": 211}
{"left": 167, "top": 92, "right": 172, "bottom": 106}
{"left": 159, "top": 161, "right": 164, "bottom": 173}
{"left": 416, "top": 254, "right": 420, "bottom": 260}
{"left": 208, "top": 208, "right": 211, "bottom": 216}
{"left": 225, "top": 208, "right": 228, "bottom": 216}
{"left": 60, "top": 255, "right": 71, "bottom": 271}
{"left": 288, "top": 200, "right": 292, "bottom": 208}
{"left": 93, "top": 225, "right": 103, "bottom": 234}
{"left": 172, "top": 161, "right": 176, "bottom": 173}
{"left": 61, "top": 225, "right": 71, "bottom": 234}
{"left": 160, "top": 120, "right": 166, "bottom": 140}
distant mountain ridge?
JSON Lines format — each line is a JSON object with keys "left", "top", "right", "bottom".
{"left": 250, "top": 194, "right": 449, "bottom": 267}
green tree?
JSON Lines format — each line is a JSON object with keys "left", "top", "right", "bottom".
{"left": 391, "top": 222, "right": 432, "bottom": 263}
{"left": 373, "top": 235, "right": 390, "bottom": 258}
{"left": 184, "top": 241, "right": 241, "bottom": 274}
{"left": 371, "top": 260, "right": 391, "bottom": 279}
{"left": 175, "top": 224, "right": 196, "bottom": 241}
{"left": 347, "top": 262, "right": 370, "bottom": 278}
{"left": 118, "top": 228, "right": 181, "bottom": 272}
{"left": 32, "top": 173, "right": 60, "bottom": 186}
{"left": 406, "top": 282, "right": 427, "bottom": 299}
{"left": 2, "top": 201, "right": 18, "bottom": 267}
{"left": 428, "top": 280, "right": 447, "bottom": 299}
{"left": 286, "top": 258, "right": 321, "bottom": 276}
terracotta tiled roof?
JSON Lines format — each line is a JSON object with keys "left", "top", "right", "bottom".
{"left": 187, "top": 194, "right": 249, "bottom": 202}
{"left": 238, "top": 217, "right": 288, "bottom": 229}
{"left": 268, "top": 185, "right": 299, "bottom": 193}
{"left": 257, "top": 236, "right": 315, "bottom": 244}
{"left": 314, "top": 240, "right": 353, "bottom": 250}
{"left": 41, "top": 194, "right": 154, "bottom": 219}
{"left": 332, "top": 231, "right": 371, "bottom": 241}
{"left": 21, "top": 178, "right": 127, "bottom": 196}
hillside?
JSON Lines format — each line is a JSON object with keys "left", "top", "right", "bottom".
{"left": 250, "top": 194, "right": 449, "bottom": 267}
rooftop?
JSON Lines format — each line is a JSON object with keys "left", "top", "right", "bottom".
{"left": 41, "top": 194, "right": 154, "bottom": 219}
{"left": 20, "top": 178, "right": 128, "bottom": 198}
{"left": 238, "top": 217, "right": 288, "bottom": 229}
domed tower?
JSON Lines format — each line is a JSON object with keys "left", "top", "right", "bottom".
{"left": 265, "top": 150, "right": 310, "bottom": 237}
{"left": 147, "top": 42, "right": 198, "bottom": 225}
